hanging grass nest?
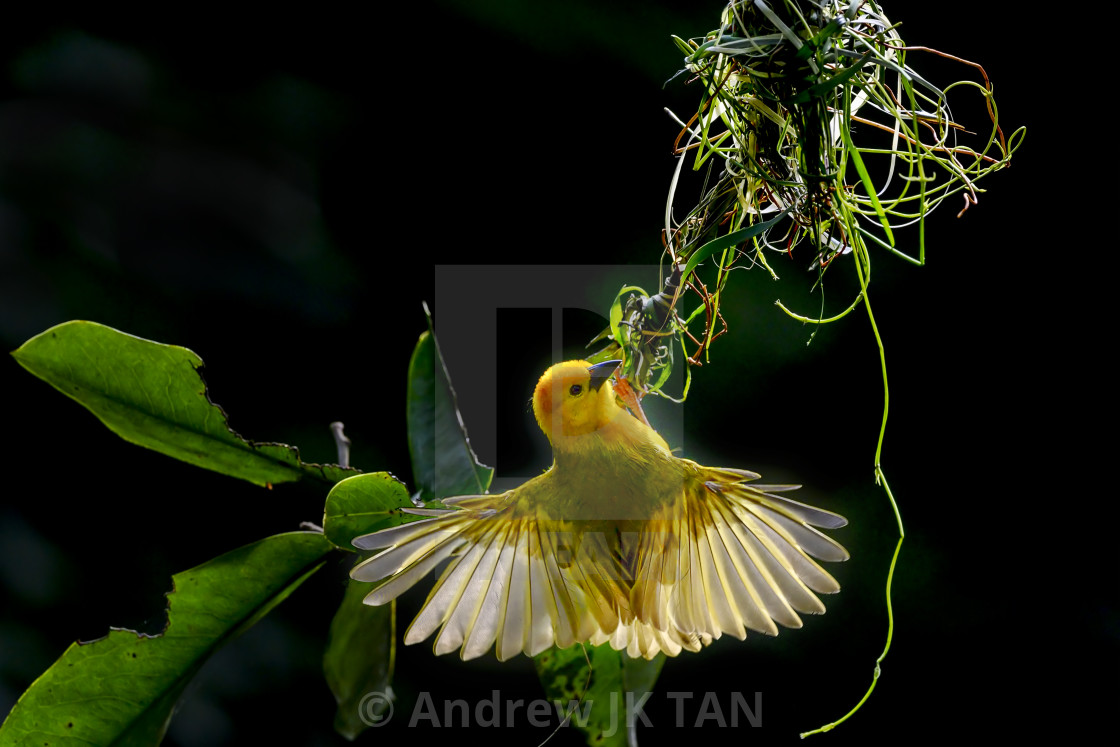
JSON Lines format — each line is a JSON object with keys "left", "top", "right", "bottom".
{"left": 597, "top": 0, "right": 1024, "bottom": 396}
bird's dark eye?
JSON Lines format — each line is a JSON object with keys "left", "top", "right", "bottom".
{"left": 569, "top": 384, "right": 582, "bottom": 396}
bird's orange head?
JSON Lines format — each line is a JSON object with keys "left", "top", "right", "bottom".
{"left": 532, "top": 360, "right": 621, "bottom": 444}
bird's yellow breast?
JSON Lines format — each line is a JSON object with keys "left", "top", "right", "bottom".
{"left": 528, "top": 361, "right": 685, "bottom": 523}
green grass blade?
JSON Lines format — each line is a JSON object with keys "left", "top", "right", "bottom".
{"left": 782, "top": 51, "right": 872, "bottom": 106}
{"left": 842, "top": 125, "right": 896, "bottom": 247}
{"left": 683, "top": 207, "right": 790, "bottom": 278}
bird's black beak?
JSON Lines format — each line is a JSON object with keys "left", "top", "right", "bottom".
{"left": 587, "top": 360, "right": 621, "bottom": 391}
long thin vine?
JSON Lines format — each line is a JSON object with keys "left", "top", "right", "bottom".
{"left": 800, "top": 215, "right": 903, "bottom": 737}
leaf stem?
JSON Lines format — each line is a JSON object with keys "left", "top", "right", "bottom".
{"left": 331, "top": 421, "right": 352, "bottom": 468}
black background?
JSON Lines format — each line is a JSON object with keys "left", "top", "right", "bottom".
{"left": 0, "top": 3, "right": 1106, "bottom": 745}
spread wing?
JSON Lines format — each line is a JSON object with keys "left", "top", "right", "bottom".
{"left": 630, "top": 464, "right": 848, "bottom": 644}
{"left": 350, "top": 466, "right": 848, "bottom": 661}
{"left": 350, "top": 483, "right": 636, "bottom": 662}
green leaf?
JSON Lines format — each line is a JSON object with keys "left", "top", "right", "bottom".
{"left": 322, "top": 472, "right": 417, "bottom": 550}
{"left": 534, "top": 645, "right": 665, "bottom": 747}
{"left": 11, "top": 320, "right": 356, "bottom": 487}
{"left": 407, "top": 306, "right": 493, "bottom": 501}
{"left": 621, "top": 652, "right": 665, "bottom": 701}
{"left": 324, "top": 574, "right": 396, "bottom": 740}
{"left": 0, "top": 531, "right": 334, "bottom": 746}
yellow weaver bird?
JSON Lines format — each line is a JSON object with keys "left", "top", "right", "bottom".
{"left": 351, "top": 360, "right": 848, "bottom": 660}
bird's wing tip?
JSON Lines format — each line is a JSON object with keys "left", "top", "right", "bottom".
{"left": 351, "top": 534, "right": 380, "bottom": 550}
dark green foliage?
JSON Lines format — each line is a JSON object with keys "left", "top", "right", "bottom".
{"left": 0, "top": 532, "right": 334, "bottom": 745}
